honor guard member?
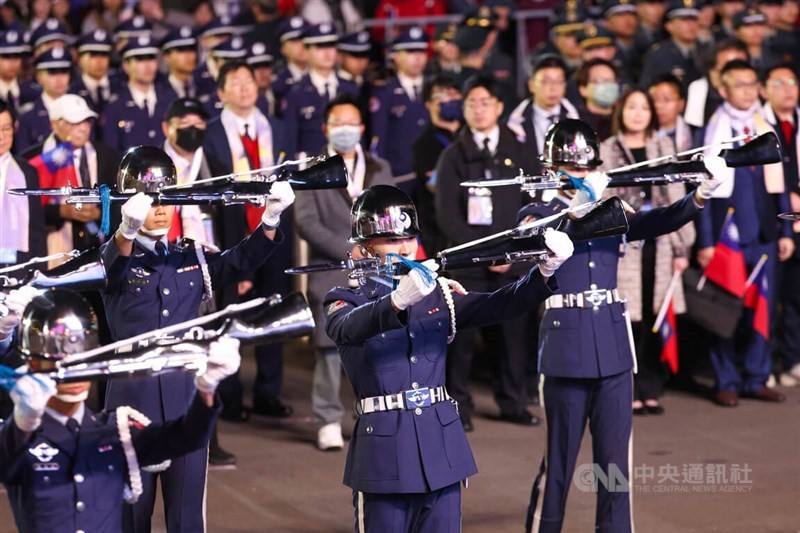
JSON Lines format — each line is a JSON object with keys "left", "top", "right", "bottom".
{"left": 29, "top": 17, "right": 70, "bottom": 56}
{"left": 71, "top": 29, "right": 118, "bottom": 116}
{"left": 337, "top": 30, "right": 372, "bottom": 118}
{"left": 0, "top": 288, "right": 240, "bottom": 533}
{"left": 15, "top": 46, "right": 71, "bottom": 155}
{"left": 160, "top": 26, "right": 201, "bottom": 101}
{"left": 369, "top": 27, "right": 429, "bottom": 194}
{"left": 101, "top": 34, "right": 170, "bottom": 154}
{"left": 247, "top": 41, "right": 278, "bottom": 117}
{"left": 0, "top": 30, "right": 39, "bottom": 116}
{"left": 272, "top": 16, "right": 308, "bottom": 112}
{"left": 100, "top": 146, "right": 294, "bottom": 532}
{"left": 639, "top": 0, "right": 705, "bottom": 88}
{"left": 532, "top": 2, "right": 587, "bottom": 74}
{"left": 281, "top": 23, "right": 358, "bottom": 158}
{"left": 524, "top": 119, "right": 729, "bottom": 533}
{"left": 324, "top": 185, "right": 573, "bottom": 533}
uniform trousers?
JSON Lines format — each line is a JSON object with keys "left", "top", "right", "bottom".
{"left": 354, "top": 482, "right": 461, "bottom": 533}
{"left": 527, "top": 371, "right": 634, "bottom": 533}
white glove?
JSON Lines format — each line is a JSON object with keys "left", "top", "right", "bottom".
{"left": 261, "top": 181, "right": 296, "bottom": 227}
{"left": 390, "top": 259, "right": 439, "bottom": 311}
{"left": 0, "top": 286, "right": 43, "bottom": 338}
{"left": 10, "top": 374, "right": 57, "bottom": 433}
{"left": 539, "top": 228, "right": 574, "bottom": 278}
{"left": 697, "top": 154, "right": 730, "bottom": 199}
{"left": 569, "top": 171, "right": 609, "bottom": 218}
{"left": 119, "top": 192, "right": 154, "bottom": 240}
{"left": 195, "top": 337, "right": 241, "bottom": 394}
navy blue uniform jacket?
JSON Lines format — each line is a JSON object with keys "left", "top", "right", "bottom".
{"left": 0, "top": 393, "right": 219, "bottom": 533}
{"left": 324, "top": 266, "right": 557, "bottom": 494}
{"left": 100, "top": 228, "right": 282, "bottom": 422}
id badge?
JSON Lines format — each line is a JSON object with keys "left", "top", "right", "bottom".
{"left": 0, "top": 249, "right": 17, "bottom": 264}
{"left": 467, "top": 187, "right": 493, "bottom": 226}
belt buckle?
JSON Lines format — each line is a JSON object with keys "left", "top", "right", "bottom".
{"left": 404, "top": 387, "right": 432, "bottom": 409}
{"left": 582, "top": 289, "right": 607, "bottom": 309}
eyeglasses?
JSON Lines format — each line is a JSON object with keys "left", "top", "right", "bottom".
{"left": 767, "top": 78, "right": 798, "bottom": 90}
{"left": 465, "top": 98, "right": 497, "bottom": 110}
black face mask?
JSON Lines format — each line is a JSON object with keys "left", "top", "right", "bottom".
{"left": 175, "top": 126, "right": 205, "bottom": 152}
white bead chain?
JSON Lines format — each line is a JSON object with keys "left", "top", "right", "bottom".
{"left": 437, "top": 277, "right": 457, "bottom": 344}
{"left": 116, "top": 406, "right": 151, "bottom": 504}
{"left": 194, "top": 244, "right": 213, "bottom": 302}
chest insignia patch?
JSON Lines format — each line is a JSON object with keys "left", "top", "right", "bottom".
{"left": 427, "top": 307, "right": 440, "bottom": 315}
{"left": 28, "top": 442, "right": 59, "bottom": 463}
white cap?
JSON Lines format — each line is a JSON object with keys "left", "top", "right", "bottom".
{"left": 49, "top": 94, "right": 98, "bottom": 123}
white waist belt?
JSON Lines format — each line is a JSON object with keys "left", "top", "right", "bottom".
{"left": 545, "top": 288, "right": 623, "bottom": 310}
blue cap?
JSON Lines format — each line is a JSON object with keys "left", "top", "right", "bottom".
{"left": 30, "top": 18, "right": 71, "bottom": 49}
{"left": 391, "top": 27, "right": 428, "bottom": 52}
{"left": 76, "top": 28, "right": 112, "bottom": 54}
{"left": 0, "top": 29, "right": 30, "bottom": 55}
{"left": 278, "top": 16, "right": 308, "bottom": 42}
{"left": 733, "top": 7, "right": 768, "bottom": 29}
{"left": 35, "top": 46, "right": 71, "bottom": 70}
{"left": 211, "top": 35, "right": 247, "bottom": 59}
{"left": 113, "top": 15, "right": 152, "bottom": 40}
{"left": 602, "top": 0, "right": 637, "bottom": 17}
{"left": 121, "top": 33, "right": 160, "bottom": 60}
{"left": 338, "top": 30, "right": 371, "bottom": 55}
{"left": 550, "top": 1, "right": 588, "bottom": 33}
{"left": 302, "top": 23, "right": 338, "bottom": 46}
{"left": 161, "top": 25, "right": 197, "bottom": 51}
{"left": 200, "top": 15, "right": 238, "bottom": 39}
{"left": 665, "top": 0, "right": 700, "bottom": 19}
{"left": 247, "top": 41, "right": 274, "bottom": 66}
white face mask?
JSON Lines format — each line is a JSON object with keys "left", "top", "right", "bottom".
{"left": 55, "top": 390, "right": 89, "bottom": 403}
{"left": 328, "top": 125, "right": 362, "bottom": 153}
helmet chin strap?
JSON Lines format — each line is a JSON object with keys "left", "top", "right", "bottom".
{"left": 139, "top": 226, "right": 170, "bottom": 238}
{"left": 55, "top": 390, "right": 89, "bottom": 403}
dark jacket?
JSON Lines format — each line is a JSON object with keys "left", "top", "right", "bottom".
{"left": 434, "top": 125, "right": 536, "bottom": 286}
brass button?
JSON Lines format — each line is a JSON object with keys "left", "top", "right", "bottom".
{"left": 410, "top": 356, "right": 418, "bottom": 364}
{"left": 76, "top": 501, "right": 85, "bottom": 512}
{"left": 589, "top": 261, "right": 596, "bottom": 268}
{"left": 162, "top": 288, "right": 170, "bottom": 295}
{"left": 365, "top": 425, "right": 373, "bottom": 434}
{"left": 74, "top": 473, "right": 84, "bottom": 483}
{"left": 161, "top": 309, "right": 170, "bottom": 317}
{"left": 414, "top": 407, "right": 422, "bottom": 415}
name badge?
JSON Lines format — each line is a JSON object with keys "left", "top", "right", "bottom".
{"left": 467, "top": 187, "right": 493, "bottom": 226}
{"left": 0, "top": 249, "right": 17, "bottom": 264}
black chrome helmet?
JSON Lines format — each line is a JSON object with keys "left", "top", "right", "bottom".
{"left": 350, "top": 185, "right": 420, "bottom": 243}
{"left": 117, "top": 145, "right": 177, "bottom": 193}
{"left": 540, "top": 119, "right": 603, "bottom": 169}
{"left": 19, "top": 289, "right": 99, "bottom": 361}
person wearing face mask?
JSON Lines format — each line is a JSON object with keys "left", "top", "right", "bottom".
{"left": 325, "top": 184, "right": 571, "bottom": 533}
{"left": 576, "top": 58, "right": 620, "bottom": 142}
{"left": 99, "top": 145, "right": 294, "bottom": 532}
{"left": 294, "top": 95, "right": 393, "bottom": 451}
{"left": 599, "top": 88, "right": 695, "bottom": 416}
{"left": 411, "top": 74, "right": 462, "bottom": 257}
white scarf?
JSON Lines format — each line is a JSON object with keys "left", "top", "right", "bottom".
{"left": 507, "top": 97, "right": 579, "bottom": 143}
{"left": 685, "top": 76, "right": 709, "bottom": 128}
{"left": 0, "top": 153, "right": 29, "bottom": 253}
{"left": 163, "top": 141, "right": 216, "bottom": 245}
{"left": 703, "top": 101, "right": 785, "bottom": 198}
{"left": 220, "top": 107, "right": 274, "bottom": 176}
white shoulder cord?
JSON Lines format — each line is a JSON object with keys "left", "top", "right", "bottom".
{"left": 194, "top": 243, "right": 213, "bottom": 302}
{"left": 116, "top": 406, "right": 172, "bottom": 504}
{"left": 437, "top": 277, "right": 457, "bottom": 344}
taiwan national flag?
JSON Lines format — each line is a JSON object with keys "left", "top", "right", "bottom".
{"left": 658, "top": 301, "right": 679, "bottom": 374}
{"left": 28, "top": 142, "right": 77, "bottom": 205}
{"left": 744, "top": 266, "right": 770, "bottom": 340}
{"left": 703, "top": 208, "right": 747, "bottom": 297}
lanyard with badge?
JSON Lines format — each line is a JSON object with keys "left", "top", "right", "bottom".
{"left": 468, "top": 144, "right": 495, "bottom": 226}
